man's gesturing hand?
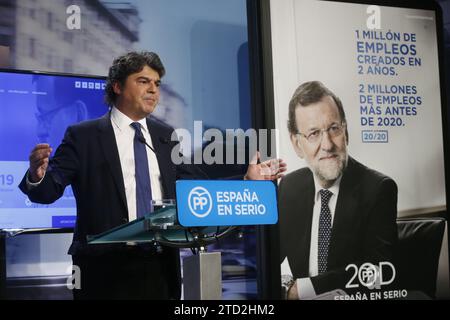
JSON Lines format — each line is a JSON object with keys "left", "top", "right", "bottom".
{"left": 244, "top": 151, "right": 287, "bottom": 181}
{"left": 29, "top": 144, "right": 52, "bottom": 183}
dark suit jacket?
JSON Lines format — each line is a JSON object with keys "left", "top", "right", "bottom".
{"left": 19, "top": 113, "right": 206, "bottom": 299}
{"left": 278, "top": 157, "right": 398, "bottom": 295}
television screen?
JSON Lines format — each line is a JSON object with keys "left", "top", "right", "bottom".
{"left": 0, "top": 70, "right": 108, "bottom": 229}
{"left": 266, "top": 0, "right": 448, "bottom": 300}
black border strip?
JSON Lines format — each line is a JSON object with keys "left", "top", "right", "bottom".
{"left": 247, "top": 0, "right": 280, "bottom": 299}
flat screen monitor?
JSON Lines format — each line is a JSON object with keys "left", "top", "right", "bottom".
{"left": 0, "top": 70, "right": 108, "bottom": 229}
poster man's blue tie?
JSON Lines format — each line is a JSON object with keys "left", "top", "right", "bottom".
{"left": 131, "top": 122, "right": 152, "bottom": 218}
{"left": 318, "top": 189, "right": 333, "bottom": 274}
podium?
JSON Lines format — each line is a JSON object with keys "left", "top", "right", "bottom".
{"left": 87, "top": 180, "right": 278, "bottom": 300}
{"left": 87, "top": 203, "right": 236, "bottom": 300}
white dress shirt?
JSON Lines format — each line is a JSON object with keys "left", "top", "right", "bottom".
{"left": 281, "top": 174, "right": 342, "bottom": 299}
{"left": 110, "top": 107, "right": 163, "bottom": 221}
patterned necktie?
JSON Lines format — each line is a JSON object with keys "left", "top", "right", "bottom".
{"left": 318, "top": 189, "right": 333, "bottom": 274}
{"left": 130, "top": 122, "right": 152, "bottom": 218}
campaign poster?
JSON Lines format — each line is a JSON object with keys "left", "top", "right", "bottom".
{"left": 270, "top": 0, "right": 449, "bottom": 300}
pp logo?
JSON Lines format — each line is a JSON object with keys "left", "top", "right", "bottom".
{"left": 188, "top": 186, "right": 213, "bottom": 218}
{"left": 345, "top": 262, "right": 396, "bottom": 289}
{"left": 358, "top": 263, "right": 378, "bottom": 288}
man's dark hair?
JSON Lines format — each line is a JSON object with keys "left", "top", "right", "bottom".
{"left": 287, "top": 81, "right": 347, "bottom": 138}
{"left": 105, "top": 51, "right": 165, "bottom": 106}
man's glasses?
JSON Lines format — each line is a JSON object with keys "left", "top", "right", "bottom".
{"left": 296, "top": 123, "right": 346, "bottom": 144}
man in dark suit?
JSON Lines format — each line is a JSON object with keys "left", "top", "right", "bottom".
{"left": 279, "top": 81, "right": 398, "bottom": 299}
{"left": 19, "top": 51, "right": 284, "bottom": 300}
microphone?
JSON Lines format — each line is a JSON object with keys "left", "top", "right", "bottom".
{"left": 137, "top": 136, "right": 157, "bottom": 154}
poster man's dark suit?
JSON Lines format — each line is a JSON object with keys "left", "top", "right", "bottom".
{"left": 278, "top": 157, "right": 398, "bottom": 295}
{"left": 19, "top": 113, "right": 206, "bottom": 299}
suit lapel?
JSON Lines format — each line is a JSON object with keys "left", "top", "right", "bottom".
{"left": 327, "top": 158, "right": 360, "bottom": 268}
{"left": 300, "top": 179, "right": 315, "bottom": 275}
{"left": 292, "top": 172, "right": 315, "bottom": 277}
{"left": 97, "top": 113, "right": 127, "bottom": 210}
